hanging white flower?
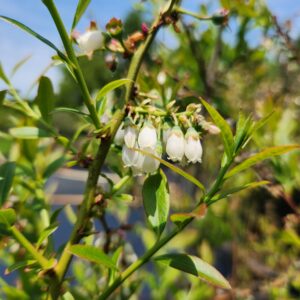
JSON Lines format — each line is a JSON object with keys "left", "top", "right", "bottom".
{"left": 77, "top": 30, "right": 103, "bottom": 54}
{"left": 142, "top": 143, "right": 162, "bottom": 173}
{"left": 184, "top": 127, "right": 203, "bottom": 163}
{"left": 162, "top": 123, "right": 171, "bottom": 147}
{"left": 138, "top": 122, "right": 157, "bottom": 150}
{"left": 166, "top": 126, "right": 185, "bottom": 162}
{"left": 114, "top": 126, "right": 125, "bottom": 146}
{"left": 124, "top": 125, "right": 138, "bottom": 149}
{"left": 157, "top": 71, "right": 167, "bottom": 85}
{"left": 122, "top": 144, "right": 139, "bottom": 167}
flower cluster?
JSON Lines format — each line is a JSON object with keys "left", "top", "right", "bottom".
{"left": 115, "top": 120, "right": 203, "bottom": 176}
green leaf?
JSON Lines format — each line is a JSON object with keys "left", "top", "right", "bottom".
{"left": 0, "top": 162, "right": 16, "bottom": 205}
{"left": 5, "top": 260, "right": 36, "bottom": 275}
{"left": 234, "top": 113, "right": 252, "bottom": 152}
{"left": 43, "top": 156, "right": 66, "bottom": 178}
{"left": 9, "top": 127, "right": 52, "bottom": 139}
{"left": 72, "top": 0, "right": 91, "bottom": 30}
{"left": 0, "top": 90, "right": 6, "bottom": 105}
{"left": 209, "top": 181, "right": 269, "bottom": 204}
{"left": 225, "top": 145, "right": 300, "bottom": 179}
{"left": 0, "top": 62, "right": 9, "bottom": 85}
{"left": 35, "top": 76, "right": 55, "bottom": 122}
{"left": 53, "top": 107, "right": 92, "bottom": 123}
{"left": 170, "top": 204, "right": 207, "bottom": 226}
{"left": 201, "top": 98, "right": 234, "bottom": 159}
{"left": 249, "top": 111, "right": 274, "bottom": 136}
{"left": 11, "top": 55, "right": 32, "bottom": 77}
{"left": 69, "top": 244, "right": 116, "bottom": 269}
{"left": 142, "top": 169, "right": 170, "bottom": 237}
{"left": 154, "top": 253, "right": 231, "bottom": 289}
{"left": 135, "top": 148, "right": 205, "bottom": 192}
{"left": 0, "top": 208, "right": 16, "bottom": 226}
{"left": 36, "top": 225, "right": 58, "bottom": 248}
{"left": 94, "top": 79, "right": 132, "bottom": 103}
{"left": 0, "top": 16, "right": 68, "bottom": 62}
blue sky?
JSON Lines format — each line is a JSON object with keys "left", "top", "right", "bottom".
{"left": 0, "top": 0, "right": 300, "bottom": 95}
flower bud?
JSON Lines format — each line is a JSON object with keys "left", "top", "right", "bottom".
{"left": 124, "top": 125, "right": 138, "bottom": 149}
{"left": 122, "top": 144, "right": 139, "bottom": 167}
{"left": 77, "top": 29, "right": 103, "bottom": 54}
{"left": 106, "top": 18, "right": 123, "bottom": 37}
{"left": 138, "top": 122, "right": 157, "bottom": 150}
{"left": 157, "top": 71, "right": 167, "bottom": 85}
{"left": 166, "top": 126, "right": 185, "bottom": 162}
{"left": 184, "top": 127, "right": 203, "bottom": 163}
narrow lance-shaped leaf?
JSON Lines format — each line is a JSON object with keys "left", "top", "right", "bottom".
{"left": 0, "top": 16, "right": 68, "bottom": 62}
{"left": 94, "top": 79, "right": 132, "bottom": 103}
{"left": 11, "top": 54, "right": 32, "bottom": 77}
{"left": 0, "top": 162, "right": 16, "bottom": 205}
{"left": 142, "top": 169, "right": 170, "bottom": 237}
{"left": 0, "top": 63, "right": 9, "bottom": 84}
{"left": 0, "top": 90, "right": 6, "bottom": 105}
{"left": 209, "top": 181, "right": 269, "bottom": 205}
{"left": 35, "top": 76, "right": 55, "bottom": 123}
{"left": 68, "top": 245, "right": 116, "bottom": 269}
{"left": 225, "top": 145, "right": 300, "bottom": 179}
{"left": 0, "top": 208, "right": 16, "bottom": 226}
{"left": 170, "top": 204, "right": 207, "bottom": 226}
{"left": 200, "top": 98, "right": 234, "bottom": 159}
{"left": 72, "top": 0, "right": 91, "bottom": 30}
{"left": 9, "top": 127, "right": 52, "bottom": 139}
{"left": 135, "top": 148, "right": 206, "bottom": 192}
{"left": 154, "top": 253, "right": 231, "bottom": 289}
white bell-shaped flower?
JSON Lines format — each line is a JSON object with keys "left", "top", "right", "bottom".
{"left": 157, "top": 71, "right": 167, "bottom": 85}
{"left": 184, "top": 127, "right": 203, "bottom": 163}
{"left": 77, "top": 30, "right": 103, "bottom": 54}
{"left": 138, "top": 122, "right": 157, "bottom": 150}
{"left": 122, "top": 144, "right": 139, "bottom": 167}
{"left": 166, "top": 126, "right": 185, "bottom": 162}
{"left": 142, "top": 143, "right": 162, "bottom": 173}
{"left": 124, "top": 125, "right": 138, "bottom": 149}
{"left": 114, "top": 126, "right": 125, "bottom": 146}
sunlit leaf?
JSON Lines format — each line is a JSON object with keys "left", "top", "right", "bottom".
{"left": 5, "top": 260, "right": 36, "bottom": 275}
{"left": 0, "top": 62, "right": 9, "bottom": 84}
{"left": 11, "top": 55, "right": 32, "bottom": 77}
{"left": 225, "top": 145, "right": 300, "bottom": 179}
{"left": 35, "top": 76, "right": 55, "bottom": 123}
{"left": 72, "top": 0, "right": 91, "bottom": 30}
{"left": 209, "top": 181, "right": 269, "bottom": 205}
{"left": 94, "top": 79, "right": 132, "bottom": 103}
{"left": 43, "top": 156, "right": 66, "bottom": 178}
{"left": 36, "top": 225, "right": 58, "bottom": 248}
{"left": 9, "top": 127, "right": 52, "bottom": 139}
{"left": 0, "top": 208, "right": 16, "bottom": 226}
{"left": 69, "top": 244, "right": 116, "bottom": 269}
{"left": 170, "top": 204, "right": 207, "bottom": 226}
{"left": 0, "top": 16, "right": 68, "bottom": 62}
{"left": 0, "top": 162, "right": 16, "bottom": 205}
{"left": 0, "top": 90, "right": 6, "bottom": 105}
{"left": 142, "top": 169, "right": 170, "bottom": 237}
{"left": 201, "top": 98, "right": 233, "bottom": 158}
{"left": 154, "top": 253, "right": 231, "bottom": 289}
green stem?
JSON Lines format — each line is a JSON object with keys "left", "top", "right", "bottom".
{"left": 175, "top": 7, "right": 213, "bottom": 21}
{"left": 99, "top": 220, "right": 192, "bottom": 300}
{"left": 42, "top": 0, "right": 100, "bottom": 129}
{"left": 100, "top": 159, "right": 233, "bottom": 299}
{"left": 10, "top": 226, "right": 51, "bottom": 270}
{"left": 47, "top": 1, "right": 181, "bottom": 298}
